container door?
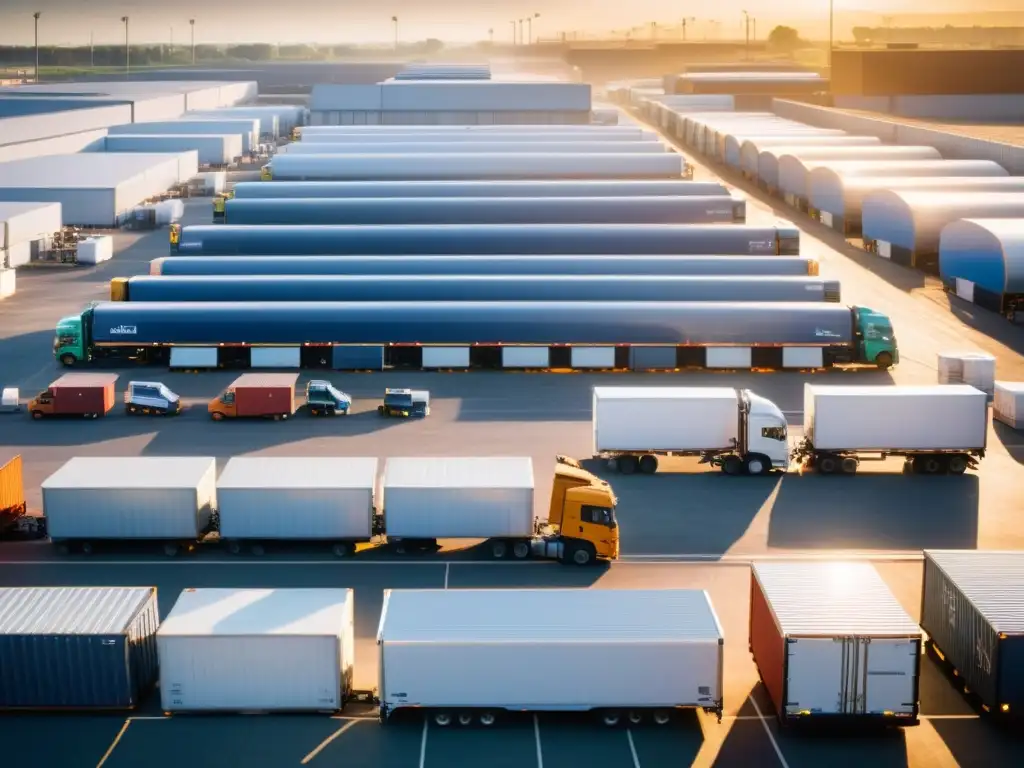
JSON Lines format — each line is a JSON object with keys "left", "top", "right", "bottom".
{"left": 861, "top": 638, "right": 919, "bottom": 716}
{"left": 785, "top": 638, "right": 845, "bottom": 716}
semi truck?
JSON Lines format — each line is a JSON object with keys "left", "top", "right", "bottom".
{"left": 53, "top": 301, "right": 898, "bottom": 370}
{"left": 171, "top": 223, "right": 801, "bottom": 256}
{"left": 208, "top": 374, "right": 299, "bottom": 421}
{"left": 111, "top": 275, "right": 840, "bottom": 304}
{"left": 149, "top": 254, "right": 820, "bottom": 278}
{"left": 220, "top": 195, "right": 747, "bottom": 226}
{"left": 28, "top": 373, "right": 118, "bottom": 419}
{"left": 0, "top": 453, "right": 46, "bottom": 541}
{"left": 593, "top": 387, "right": 790, "bottom": 476}
{"left": 793, "top": 384, "right": 988, "bottom": 475}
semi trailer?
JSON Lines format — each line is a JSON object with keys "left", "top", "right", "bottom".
{"left": 593, "top": 387, "right": 789, "bottom": 476}
{"left": 53, "top": 301, "right": 898, "bottom": 370}
{"left": 171, "top": 223, "right": 801, "bottom": 256}
{"left": 793, "top": 384, "right": 987, "bottom": 475}
{"left": 220, "top": 196, "right": 747, "bottom": 226}
{"left": 279, "top": 141, "right": 667, "bottom": 155}
{"left": 149, "top": 254, "right": 820, "bottom": 278}
{"left": 298, "top": 130, "right": 657, "bottom": 143}
{"left": 111, "top": 275, "right": 840, "bottom": 304}
{"left": 297, "top": 124, "right": 651, "bottom": 137}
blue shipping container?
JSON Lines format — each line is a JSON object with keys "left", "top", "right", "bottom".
{"left": 231, "top": 180, "right": 729, "bottom": 199}
{"left": 0, "top": 586, "right": 159, "bottom": 709}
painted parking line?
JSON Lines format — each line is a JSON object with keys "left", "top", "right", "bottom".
{"left": 300, "top": 719, "right": 360, "bottom": 765}
{"left": 625, "top": 730, "right": 641, "bottom": 768}
{"left": 95, "top": 719, "right": 132, "bottom": 768}
{"left": 748, "top": 697, "right": 790, "bottom": 768}
{"left": 533, "top": 715, "right": 543, "bottom": 768}
{"left": 418, "top": 720, "right": 429, "bottom": 768}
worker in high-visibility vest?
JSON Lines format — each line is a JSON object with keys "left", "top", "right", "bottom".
{"left": 260, "top": 165, "right": 272, "bottom": 181}
{"left": 213, "top": 195, "right": 226, "bottom": 223}
{"left": 169, "top": 223, "right": 181, "bottom": 251}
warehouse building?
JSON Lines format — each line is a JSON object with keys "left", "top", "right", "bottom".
{"left": 0, "top": 201, "right": 61, "bottom": 268}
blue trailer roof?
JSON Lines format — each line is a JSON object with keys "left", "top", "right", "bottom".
{"left": 939, "top": 219, "right": 1024, "bottom": 295}
{"left": 231, "top": 180, "right": 730, "bottom": 199}
{"left": 89, "top": 301, "right": 855, "bottom": 346}
{"left": 222, "top": 196, "right": 743, "bottom": 226}
{"left": 174, "top": 224, "right": 799, "bottom": 256}
{"left": 123, "top": 275, "right": 838, "bottom": 303}
{"left": 150, "top": 254, "right": 815, "bottom": 277}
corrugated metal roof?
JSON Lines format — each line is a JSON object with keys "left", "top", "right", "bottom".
{"left": 806, "top": 384, "right": 982, "bottom": 398}
{"left": 924, "top": 550, "right": 1024, "bottom": 633}
{"left": 218, "top": 457, "right": 377, "bottom": 490}
{"left": 0, "top": 587, "right": 154, "bottom": 635}
{"left": 42, "top": 456, "right": 216, "bottom": 490}
{"left": 158, "top": 588, "right": 351, "bottom": 637}
{"left": 0, "top": 153, "right": 185, "bottom": 189}
{"left": 594, "top": 387, "right": 736, "bottom": 401}
{"left": 232, "top": 373, "right": 299, "bottom": 388}
{"left": 753, "top": 562, "right": 921, "bottom": 636}
{"left": 379, "top": 589, "right": 723, "bottom": 643}
{"left": 384, "top": 457, "right": 534, "bottom": 490}
{"left": 51, "top": 372, "right": 119, "bottom": 387}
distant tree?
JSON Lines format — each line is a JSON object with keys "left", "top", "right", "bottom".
{"left": 767, "top": 25, "right": 803, "bottom": 51}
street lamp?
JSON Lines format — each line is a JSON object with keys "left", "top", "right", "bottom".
{"left": 527, "top": 13, "right": 539, "bottom": 45}
{"left": 391, "top": 16, "right": 398, "bottom": 51}
{"left": 510, "top": 20, "right": 516, "bottom": 45}
{"left": 190, "top": 19, "right": 196, "bottom": 65}
{"left": 829, "top": 0, "right": 835, "bottom": 72}
{"left": 122, "top": 16, "right": 130, "bottom": 77}
{"left": 682, "top": 16, "right": 695, "bottom": 41}
{"left": 741, "top": 10, "right": 750, "bottom": 59}
{"left": 32, "top": 12, "right": 41, "bottom": 83}
{"left": 518, "top": 19, "right": 524, "bottom": 46}
{"left": 488, "top": 28, "right": 494, "bottom": 44}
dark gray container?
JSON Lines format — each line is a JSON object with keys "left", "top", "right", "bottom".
{"left": 921, "top": 550, "right": 1024, "bottom": 715}
{"left": 0, "top": 586, "right": 159, "bottom": 709}
{"left": 333, "top": 345, "right": 385, "bottom": 370}
{"left": 629, "top": 347, "right": 678, "bottom": 370}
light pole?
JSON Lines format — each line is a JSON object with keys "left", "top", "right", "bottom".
{"left": 122, "top": 16, "right": 130, "bottom": 78}
{"left": 391, "top": 16, "right": 398, "bottom": 51}
{"left": 518, "top": 19, "right": 524, "bottom": 46}
{"left": 510, "top": 20, "right": 516, "bottom": 45}
{"left": 829, "top": 0, "right": 835, "bottom": 72}
{"left": 488, "top": 28, "right": 494, "bottom": 44}
{"left": 32, "top": 12, "right": 41, "bottom": 83}
{"left": 742, "top": 10, "right": 750, "bottom": 59}
{"left": 190, "top": 19, "right": 196, "bottom": 65}
{"left": 681, "top": 16, "right": 695, "bottom": 41}
{"left": 527, "top": 13, "right": 539, "bottom": 45}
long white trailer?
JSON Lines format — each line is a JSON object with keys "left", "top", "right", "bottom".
{"left": 376, "top": 588, "right": 725, "bottom": 726}
{"left": 795, "top": 384, "right": 988, "bottom": 475}
{"left": 592, "top": 387, "right": 790, "bottom": 475}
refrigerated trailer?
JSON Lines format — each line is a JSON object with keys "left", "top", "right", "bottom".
{"left": 750, "top": 562, "right": 922, "bottom": 727}
{"left": 280, "top": 141, "right": 668, "bottom": 155}
{"left": 171, "top": 223, "right": 801, "bottom": 256}
{"left": 376, "top": 588, "right": 724, "bottom": 726}
{"left": 793, "top": 384, "right": 987, "bottom": 475}
{"left": 593, "top": 387, "right": 789, "bottom": 475}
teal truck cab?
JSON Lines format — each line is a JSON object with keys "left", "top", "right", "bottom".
{"left": 854, "top": 306, "right": 899, "bottom": 370}
{"left": 379, "top": 388, "right": 430, "bottom": 418}
{"left": 305, "top": 380, "right": 352, "bottom": 416}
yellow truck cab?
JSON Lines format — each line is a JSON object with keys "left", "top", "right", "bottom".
{"left": 547, "top": 455, "right": 619, "bottom": 563}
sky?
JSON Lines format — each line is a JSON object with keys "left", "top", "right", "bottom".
{"left": 0, "top": 1, "right": 1015, "bottom": 46}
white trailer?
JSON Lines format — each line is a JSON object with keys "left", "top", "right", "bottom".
{"left": 157, "top": 588, "right": 358, "bottom": 712}
{"left": 377, "top": 588, "right": 725, "bottom": 726}
{"left": 216, "top": 457, "right": 378, "bottom": 557}
{"left": 592, "top": 387, "right": 789, "bottom": 476}
{"left": 796, "top": 384, "right": 988, "bottom": 475}
{"left": 750, "top": 562, "right": 922, "bottom": 726}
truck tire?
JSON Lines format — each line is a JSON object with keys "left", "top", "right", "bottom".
{"left": 433, "top": 711, "right": 453, "bottom": 727}
{"left": 618, "top": 456, "right": 639, "bottom": 475}
{"left": 127, "top": 405, "right": 138, "bottom": 415}
{"left": 567, "top": 542, "right": 596, "bottom": 566}
{"left": 914, "top": 455, "right": 943, "bottom": 475}
{"left": 638, "top": 455, "right": 658, "bottom": 474}
{"left": 874, "top": 352, "right": 894, "bottom": 370}
{"left": 490, "top": 539, "right": 508, "bottom": 559}
{"left": 841, "top": 457, "right": 859, "bottom": 475}
{"left": 599, "top": 710, "right": 623, "bottom": 728}
{"left": 947, "top": 454, "right": 969, "bottom": 475}
{"left": 652, "top": 710, "right": 672, "bottom": 726}
{"left": 721, "top": 455, "right": 743, "bottom": 475}
{"left": 817, "top": 454, "right": 839, "bottom": 475}
{"left": 59, "top": 353, "right": 77, "bottom": 367}
{"left": 512, "top": 541, "right": 531, "bottom": 559}
{"left": 31, "top": 411, "right": 44, "bottom": 420}
{"left": 457, "top": 712, "right": 474, "bottom": 727}
{"left": 225, "top": 540, "right": 242, "bottom": 555}
{"left": 81, "top": 542, "right": 94, "bottom": 556}
{"left": 211, "top": 412, "right": 225, "bottom": 421}
{"left": 478, "top": 711, "right": 497, "bottom": 727}
{"left": 163, "top": 543, "right": 180, "bottom": 557}
{"left": 744, "top": 455, "right": 768, "bottom": 476}
{"left": 332, "top": 542, "right": 355, "bottom": 558}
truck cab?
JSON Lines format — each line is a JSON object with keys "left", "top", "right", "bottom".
{"left": 125, "top": 381, "right": 181, "bottom": 416}
{"left": 54, "top": 310, "right": 89, "bottom": 366}
{"left": 378, "top": 388, "right": 430, "bottom": 418}
{"left": 547, "top": 455, "right": 619, "bottom": 564}
{"left": 305, "top": 380, "right": 352, "bottom": 417}
{"left": 169, "top": 223, "right": 181, "bottom": 249}
{"left": 853, "top": 306, "right": 899, "bottom": 369}
{"left": 742, "top": 391, "right": 790, "bottom": 471}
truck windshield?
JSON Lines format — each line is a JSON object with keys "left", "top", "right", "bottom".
{"left": 864, "top": 323, "right": 894, "bottom": 341}
{"left": 385, "top": 394, "right": 412, "bottom": 407}
{"left": 761, "top": 426, "right": 787, "bottom": 441}
{"left": 581, "top": 505, "right": 617, "bottom": 528}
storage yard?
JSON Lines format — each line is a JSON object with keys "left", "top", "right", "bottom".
{"left": 1, "top": 56, "right": 1024, "bottom": 768}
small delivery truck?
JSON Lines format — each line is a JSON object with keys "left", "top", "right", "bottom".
{"left": 592, "top": 387, "right": 790, "bottom": 476}
{"left": 29, "top": 373, "right": 118, "bottom": 420}
{"left": 208, "top": 373, "right": 298, "bottom": 421}
{"left": 793, "top": 384, "right": 988, "bottom": 475}
{"left": 304, "top": 380, "right": 351, "bottom": 416}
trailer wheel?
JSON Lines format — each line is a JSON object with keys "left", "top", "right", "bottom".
{"left": 721, "top": 455, "right": 743, "bottom": 476}
{"left": 250, "top": 544, "right": 265, "bottom": 556}
{"left": 490, "top": 540, "right": 508, "bottom": 559}
{"left": 841, "top": 457, "right": 859, "bottom": 475}
{"left": 433, "top": 711, "right": 453, "bottom": 727}
{"left": 512, "top": 541, "right": 531, "bottom": 559}
{"left": 628, "top": 711, "right": 644, "bottom": 725}
{"left": 652, "top": 710, "right": 672, "bottom": 726}
{"left": 947, "top": 455, "right": 969, "bottom": 475}
{"left": 874, "top": 352, "right": 894, "bottom": 370}
{"left": 600, "top": 710, "right": 623, "bottom": 728}
{"left": 817, "top": 455, "right": 839, "bottom": 475}
{"left": 618, "top": 456, "right": 639, "bottom": 475}
{"left": 638, "top": 455, "right": 658, "bottom": 474}
{"left": 81, "top": 542, "right": 94, "bottom": 556}
{"left": 226, "top": 540, "right": 242, "bottom": 555}
{"left": 332, "top": 543, "right": 355, "bottom": 558}
{"left": 914, "top": 455, "right": 943, "bottom": 475}
{"left": 457, "top": 712, "right": 474, "bottom": 727}
{"left": 478, "top": 711, "right": 497, "bottom": 727}
{"left": 163, "top": 543, "right": 180, "bottom": 558}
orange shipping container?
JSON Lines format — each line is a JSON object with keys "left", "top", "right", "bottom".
{"left": 0, "top": 453, "right": 27, "bottom": 521}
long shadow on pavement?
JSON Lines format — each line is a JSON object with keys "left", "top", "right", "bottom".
{"left": 993, "top": 421, "right": 1024, "bottom": 465}
{"left": 928, "top": 716, "right": 1024, "bottom": 768}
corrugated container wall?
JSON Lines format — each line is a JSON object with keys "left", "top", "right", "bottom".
{"left": 921, "top": 550, "right": 1024, "bottom": 713}
{"left": 108, "top": 119, "right": 259, "bottom": 153}
{"left": 0, "top": 586, "right": 159, "bottom": 709}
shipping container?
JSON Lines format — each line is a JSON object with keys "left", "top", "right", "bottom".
{"left": 104, "top": 134, "right": 242, "bottom": 166}
{"left": 382, "top": 457, "right": 534, "bottom": 539}
{"left": 378, "top": 81, "right": 591, "bottom": 112}
{"left": 299, "top": 130, "right": 656, "bottom": 143}
{"left": 282, "top": 141, "right": 665, "bottom": 155}
{"left": 994, "top": 381, "right": 1024, "bottom": 429}
{"left": 116, "top": 274, "right": 835, "bottom": 304}
{"left": 217, "top": 457, "right": 377, "bottom": 549}
{"left": 233, "top": 179, "right": 726, "bottom": 200}
{"left": 149, "top": 254, "right": 818, "bottom": 278}
{"left": 158, "top": 588, "right": 354, "bottom": 712}
{"left": 41, "top": 456, "right": 217, "bottom": 547}
{"left": 760, "top": 146, "right": 942, "bottom": 196}
{"left": 831, "top": 49, "right": 1024, "bottom": 97}
{"left": 172, "top": 223, "right": 799, "bottom": 256}
{"left": 750, "top": 562, "right": 922, "bottom": 726}
{"left": 862, "top": 192, "right": 1024, "bottom": 273}
{"left": 185, "top": 109, "right": 280, "bottom": 139}
{"left": 921, "top": 550, "right": 1024, "bottom": 715}
{"left": 266, "top": 153, "right": 685, "bottom": 181}
{"left": 107, "top": 119, "right": 260, "bottom": 153}
{"left": 677, "top": 72, "right": 828, "bottom": 96}
{"left": 29, "top": 372, "right": 117, "bottom": 418}
{"left": 938, "top": 219, "right": 1024, "bottom": 319}
{"left": 0, "top": 586, "right": 159, "bottom": 710}
{"left": 298, "top": 124, "right": 643, "bottom": 135}
{"left": 377, "top": 588, "right": 725, "bottom": 724}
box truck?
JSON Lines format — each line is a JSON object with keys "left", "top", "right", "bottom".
{"left": 208, "top": 373, "right": 298, "bottom": 420}
{"left": 376, "top": 588, "right": 724, "bottom": 726}
{"left": 794, "top": 384, "right": 988, "bottom": 475}
{"left": 749, "top": 562, "right": 922, "bottom": 727}
{"left": 592, "top": 387, "right": 789, "bottom": 476}
{"left": 28, "top": 373, "right": 117, "bottom": 419}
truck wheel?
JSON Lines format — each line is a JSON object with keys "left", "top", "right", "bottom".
{"left": 721, "top": 455, "right": 743, "bottom": 476}
{"left": 638, "top": 455, "right": 658, "bottom": 474}
{"left": 569, "top": 543, "right": 595, "bottom": 566}
{"left": 31, "top": 411, "right": 44, "bottom": 420}
{"left": 478, "top": 711, "right": 497, "bottom": 727}
{"left": 618, "top": 456, "right": 639, "bottom": 475}
{"left": 628, "top": 711, "right": 644, "bottom": 725}
{"left": 874, "top": 352, "right": 894, "bottom": 370}
{"left": 251, "top": 544, "right": 265, "bottom": 556}
{"left": 226, "top": 540, "right": 242, "bottom": 555}
{"left": 841, "top": 457, "right": 859, "bottom": 475}
{"left": 433, "top": 711, "right": 453, "bottom": 727}
{"left": 922, "top": 456, "right": 943, "bottom": 475}
{"left": 490, "top": 539, "right": 508, "bottom": 559}
{"left": 127, "top": 405, "right": 138, "bottom": 415}
{"left": 512, "top": 541, "right": 531, "bottom": 559}
{"left": 59, "top": 354, "right": 77, "bottom": 367}
{"left": 457, "top": 712, "right": 474, "bottom": 727}
{"left": 744, "top": 455, "right": 768, "bottom": 476}
{"left": 332, "top": 543, "right": 355, "bottom": 558}
{"left": 211, "top": 412, "right": 225, "bottom": 421}
{"left": 652, "top": 710, "right": 672, "bottom": 726}
{"left": 599, "top": 710, "right": 623, "bottom": 728}
{"left": 817, "top": 455, "right": 839, "bottom": 475}
{"left": 163, "top": 543, "right": 180, "bottom": 557}
{"left": 310, "top": 409, "right": 320, "bottom": 417}
{"left": 81, "top": 542, "right": 94, "bottom": 556}
{"left": 947, "top": 455, "right": 969, "bottom": 475}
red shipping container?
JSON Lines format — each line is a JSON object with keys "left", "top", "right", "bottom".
{"left": 232, "top": 373, "right": 298, "bottom": 417}
{"left": 47, "top": 373, "right": 118, "bottom": 416}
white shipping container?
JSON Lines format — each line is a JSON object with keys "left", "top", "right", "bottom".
{"left": 750, "top": 562, "right": 922, "bottom": 724}
{"left": 0, "top": 267, "right": 14, "bottom": 299}
{"left": 383, "top": 457, "right": 535, "bottom": 539}
{"left": 803, "top": 385, "right": 988, "bottom": 451}
{"left": 593, "top": 387, "right": 740, "bottom": 452}
{"left": 281, "top": 141, "right": 666, "bottom": 155}
{"left": 42, "top": 457, "right": 217, "bottom": 540}
{"left": 158, "top": 588, "right": 354, "bottom": 712}
{"left": 377, "top": 588, "right": 724, "bottom": 719}
{"left": 217, "top": 457, "right": 377, "bottom": 540}
{"left": 300, "top": 130, "right": 655, "bottom": 143}
{"left": 994, "top": 381, "right": 1024, "bottom": 429}
{"left": 108, "top": 119, "right": 259, "bottom": 153}
{"left": 76, "top": 236, "right": 113, "bottom": 265}
{"left": 104, "top": 134, "right": 241, "bottom": 166}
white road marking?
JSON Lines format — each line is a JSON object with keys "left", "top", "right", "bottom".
{"left": 621, "top": 551, "right": 925, "bottom": 563}
{"left": 749, "top": 696, "right": 791, "bottom": 768}
{"left": 300, "top": 718, "right": 359, "bottom": 765}
{"left": 533, "top": 714, "right": 544, "bottom": 768}
{"left": 95, "top": 718, "right": 132, "bottom": 768}
{"left": 444, "top": 562, "right": 450, "bottom": 589}
{"left": 626, "top": 729, "right": 641, "bottom": 768}
{"left": 418, "top": 719, "right": 428, "bottom": 768}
